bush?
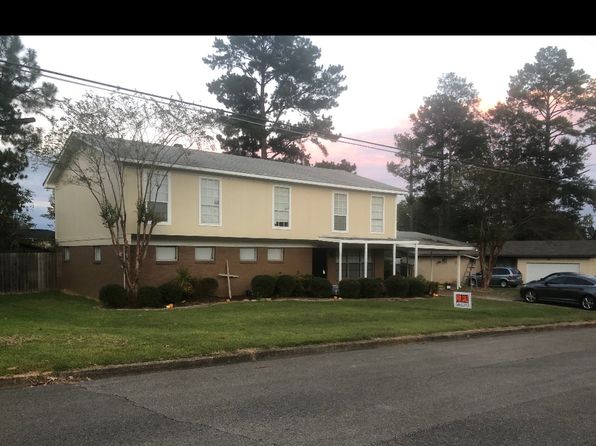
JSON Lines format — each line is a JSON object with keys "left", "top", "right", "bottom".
{"left": 408, "top": 276, "right": 428, "bottom": 297}
{"left": 138, "top": 286, "right": 163, "bottom": 308}
{"left": 276, "top": 275, "right": 297, "bottom": 297}
{"left": 176, "top": 267, "right": 194, "bottom": 299}
{"left": 358, "top": 278, "right": 384, "bottom": 298}
{"left": 251, "top": 275, "right": 277, "bottom": 298}
{"left": 338, "top": 279, "right": 360, "bottom": 298}
{"left": 159, "top": 281, "right": 185, "bottom": 303}
{"left": 195, "top": 277, "right": 219, "bottom": 300}
{"left": 384, "top": 275, "right": 409, "bottom": 297}
{"left": 309, "top": 276, "right": 333, "bottom": 298}
{"left": 427, "top": 281, "right": 439, "bottom": 295}
{"left": 99, "top": 284, "right": 129, "bottom": 308}
{"left": 295, "top": 273, "right": 314, "bottom": 296}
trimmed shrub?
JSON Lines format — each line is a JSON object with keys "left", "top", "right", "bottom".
{"left": 195, "top": 277, "right": 219, "bottom": 300}
{"left": 276, "top": 275, "right": 297, "bottom": 297}
{"left": 295, "top": 273, "right": 313, "bottom": 296}
{"left": 99, "top": 284, "right": 129, "bottom": 308}
{"left": 138, "top": 286, "right": 163, "bottom": 308}
{"left": 384, "top": 275, "right": 409, "bottom": 297}
{"left": 309, "top": 277, "right": 333, "bottom": 298}
{"left": 251, "top": 275, "right": 277, "bottom": 298}
{"left": 427, "top": 281, "right": 440, "bottom": 295}
{"left": 176, "top": 267, "right": 194, "bottom": 299}
{"left": 159, "top": 281, "right": 185, "bottom": 303}
{"left": 338, "top": 279, "right": 360, "bottom": 298}
{"left": 408, "top": 277, "right": 427, "bottom": 297}
{"left": 359, "top": 278, "right": 384, "bottom": 298}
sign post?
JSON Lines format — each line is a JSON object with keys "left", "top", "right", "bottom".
{"left": 453, "top": 291, "right": 472, "bottom": 309}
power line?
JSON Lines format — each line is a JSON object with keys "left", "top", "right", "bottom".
{"left": 0, "top": 58, "right": 583, "bottom": 184}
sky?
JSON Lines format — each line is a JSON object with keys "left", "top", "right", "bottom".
{"left": 16, "top": 35, "right": 596, "bottom": 229}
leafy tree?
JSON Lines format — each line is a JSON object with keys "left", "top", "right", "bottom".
{"left": 44, "top": 93, "right": 213, "bottom": 297}
{"left": 0, "top": 36, "right": 56, "bottom": 249}
{"left": 314, "top": 158, "right": 357, "bottom": 173}
{"left": 203, "top": 36, "right": 346, "bottom": 163}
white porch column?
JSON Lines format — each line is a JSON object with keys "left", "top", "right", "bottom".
{"left": 338, "top": 241, "right": 343, "bottom": 282}
{"left": 457, "top": 254, "right": 461, "bottom": 289}
{"left": 363, "top": 242, "right": 368, "bottom": 278}
{"left": 430, "top": 253, "right": 434, "bottom": 281}
{"left": 392, "top": 243, "right": 397, "bottom": 276}
{"left": 414, "top": 243, "right": 419, "bottom": 277}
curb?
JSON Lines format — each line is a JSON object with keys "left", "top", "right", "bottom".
{"left": 2, "top": 320, "right": 596, "bottom": 389}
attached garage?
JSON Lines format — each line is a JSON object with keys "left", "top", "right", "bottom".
{"left": 525, "top": 262, "right": 580, "bottom": 282}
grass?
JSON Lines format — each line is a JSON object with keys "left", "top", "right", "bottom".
{"left": 1, "top": 291, "right": 596, "bottom": 376}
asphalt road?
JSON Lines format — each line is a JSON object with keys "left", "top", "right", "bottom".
{"left": 2, "top": 327, "right": 596, "bottom": 445}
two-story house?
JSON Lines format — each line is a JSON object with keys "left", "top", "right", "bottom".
{"left": 44, "top": 134, "right": 474, "bottom": 298}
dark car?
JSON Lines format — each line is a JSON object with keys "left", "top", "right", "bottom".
{"left": 538, "top": 271, "right": 582, "bottom": 281}
{"left": 469, "top": 267, "right": 523, "bottom": 288}
{"left": 520, "top": 273, "right": 596, "bottom": 310}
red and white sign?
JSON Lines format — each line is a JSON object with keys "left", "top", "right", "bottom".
{"left": 454, "top": 291, "right": 472, "bottom": 309}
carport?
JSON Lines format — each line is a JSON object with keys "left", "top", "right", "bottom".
{"left": 319, "top": 231, "right": 477, "bottom": 288}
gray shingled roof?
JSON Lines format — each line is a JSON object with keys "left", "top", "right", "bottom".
{"left": 48, "top": 133, "right": 405, "bottom": 193}
{"left": 500, "top": 240, "right": 596, "bottom": 258}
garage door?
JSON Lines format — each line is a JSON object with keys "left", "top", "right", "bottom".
{"left": 526, "top": 263, "right": 581, "bottom": 282}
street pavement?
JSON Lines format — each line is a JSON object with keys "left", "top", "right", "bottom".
{"left": 2, "top": 327, "right": 596, "bottom": 445}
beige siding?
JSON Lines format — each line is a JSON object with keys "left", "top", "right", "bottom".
{"left": 517, "top": 258, "right": 596, "bottom": 278}
{"left": 122, "top": 168, "right": 397, "bottom": 241}
{"left": 415, "top": 256, "right": 478, "bottom": 284}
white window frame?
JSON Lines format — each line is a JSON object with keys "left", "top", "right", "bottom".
{"left": 267, "top": 248, "right": 284, "bottom": 262}
{"left": 370, "top": 195, "right": 385, "bottom": 233}
{"left": 144, "top": 170, "right": 171, "bottom": 226}
{"left": 272, "top": 185, "right": 291, "bottom": 230}
{"left": 199, "top": 176, "right": 222, "bottom": 226}
{"left": 195, "top": 247, "right": 215, "bottom": 262}
{"left": 332, "top": 191, "right": 349, "bottom": 233}
{"left": 93, "top": 246, "right": 102, "bottom": 263}
{"left": 155, "top": 246, "right": 178, "bottom": 262}
{"left": 239, "top": 247, "right": 258, "bottom": 262}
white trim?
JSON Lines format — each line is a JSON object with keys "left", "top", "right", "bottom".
{"left": 332, "top": 191, "right": 349, "bottom": 233}
{"left": 267, "top": 247, "right": 284, "bottom": 262}
{"left": 370, "top": 194, "right": 385, "bottom": 234}
{"left": 272, "top": 185, "right": 291, "bottom": 230}
{"left": 149, "top": 239, "right": 316, "bottom": 248}
{"left": 199, "top": 176, "right": 222, "bottom": 227}
{"left": 143, "top": 170, "right": 171, "bottom": 226}
{"left": 121, "top": 158, "right": 407, "bottom": 195}
{"left": 318, "top": 237, "right": 476, "bottom": 251}
{"left": 195, "top": 246, "right": 215, "bottom": 261}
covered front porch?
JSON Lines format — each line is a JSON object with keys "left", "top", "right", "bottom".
{"left": 319, "top": 231, "right": 477, "bottom": 288}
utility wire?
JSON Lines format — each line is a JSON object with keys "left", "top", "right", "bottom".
{"left": 0, "top": 58, "right": 584, "bottom": 184}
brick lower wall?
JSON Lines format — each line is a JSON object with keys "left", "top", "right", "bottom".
{"left": 59, "top": 245, "right": 312, "bottom": 299}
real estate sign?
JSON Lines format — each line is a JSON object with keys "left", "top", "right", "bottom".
{"left": 453, "top": 291, "right": 472, "bottom": 309}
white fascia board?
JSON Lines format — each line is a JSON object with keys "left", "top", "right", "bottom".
{"left": 149, "top": 239, "right": 316, "bottom": 248}
{"left": 120, "top": 158, "right": 406, "bottom": 195}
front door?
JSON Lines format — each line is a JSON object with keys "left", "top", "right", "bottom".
{"left": 312, "top": 248, "right": 327, "bottom": 278}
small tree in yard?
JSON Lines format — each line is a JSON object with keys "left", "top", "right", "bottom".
{"left": 43, "top": 93, "right": 213, "bottom": 298}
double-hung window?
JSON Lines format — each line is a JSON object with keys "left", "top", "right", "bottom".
{"left": 371, "top": 196, "right": 384, "bottom": 233}
{"left": 200, "top": 178, "right": 221, "bottom": 225}
{"left": 333, "top": 192, "right": 348, "bottom": 232}
{"left": 273, "top": 186, "right": 290, "bottom": 228}
{"left": 146, "top": 170, "right": 169, "bottom": 224}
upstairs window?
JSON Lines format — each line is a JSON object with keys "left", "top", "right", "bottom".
{"left": 273, "top": 186, "right": 290, "bottom": 228}
{"left": 333, "top": 192, "right": 348, "bottom": 232}
{"left": 146, "top": 170, "right": 169, "bottom": 223}
{"left": 200, "top": 178, "right": 221, "bottom": 225}
{"left": 371, "top": 196, "right": 384, "bottom": 233}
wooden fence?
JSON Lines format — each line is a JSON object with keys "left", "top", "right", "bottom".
{"left": 0, "top": 252, "right": 57, "bottom": 293}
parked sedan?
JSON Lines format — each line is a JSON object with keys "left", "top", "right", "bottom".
{"left": 520, "top": 273, "right": 596, "bottom": 310}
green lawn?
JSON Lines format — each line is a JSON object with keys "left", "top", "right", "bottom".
{"left": 2, "top": 292, "right": 595, "bottom": 377}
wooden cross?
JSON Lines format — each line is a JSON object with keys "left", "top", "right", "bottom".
{"left": 218, "top": 260, "right": 238, "bottom": 301}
